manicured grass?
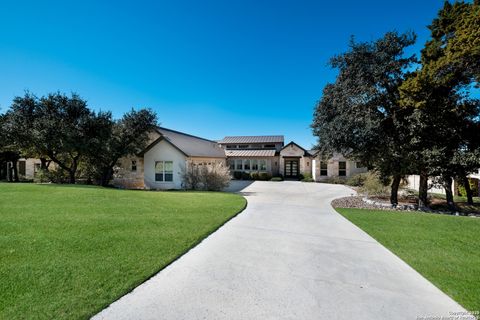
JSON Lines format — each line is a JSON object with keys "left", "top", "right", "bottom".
{"left": 0, "top": 183, "right": 246, "bottom": 320}
{"left": 336, "top": 208, "right": 480, "bottom": 313}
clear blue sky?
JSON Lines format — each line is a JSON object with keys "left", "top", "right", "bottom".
{"left": 0, "top": 0, "right": 443, "bottom": 148}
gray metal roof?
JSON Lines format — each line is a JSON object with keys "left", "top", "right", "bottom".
{"left": 225, "top": 149, "right": 277, "bottom": 157}
{"left": 155, "top": 127, "right": 226, "bottom": 158}
{"left": 218, "top": 135, "right": 284, "bottom": 144}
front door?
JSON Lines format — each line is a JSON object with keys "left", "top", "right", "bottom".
{"left": 284, "top": 159, "right": 299, "bottom": 178}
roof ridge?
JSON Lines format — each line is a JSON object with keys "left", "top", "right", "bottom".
{"left": 156, "top": 126, "right": 218, "bottom": 144}
{"left": 222, "top": 135, "right": 284, "bottom": 137}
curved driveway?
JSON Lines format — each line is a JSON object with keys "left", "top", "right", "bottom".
{"left": 93, "top": 181, "right": 467, "bottom": 320}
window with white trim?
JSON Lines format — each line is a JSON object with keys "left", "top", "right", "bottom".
{"left": 235, "top": 159, "right": 243, "bottom": 170}
{"left": 244, "top": 159, "right": 251, "bottom": 170}
{"left": 259, "top": 159, "right": 267, "bottom": 171}
{"left": 155, "top": 161, "right": 173, "bottom": 182}
{"left": 251, "top": 159, "right": 258, "bottom": 170}
{"left": 228, "top": 160, "right": 235, "bottom": 170}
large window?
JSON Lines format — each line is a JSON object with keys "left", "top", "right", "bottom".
{"left": 320, "top": 162, "right": 328, "bottom": 176}
{"left": 244, "top": 159, "right": 251, "bottom": 170}
{"left": 251, "top": 159, "right": 258, "bottom": 170}
{"left": 338, "top": 161, "right": 346, "bottom": 176}
{"left": 259, "top": 159, "right": 267, "bottom": 171}
{"left": 155, "top": 161, "right": 173, "bottom": 182}
{"left": 228, "top": 160, "right": 235, "bottom": 170}
{"left": 235, "top": 159, "right": 243, "bottom": 170}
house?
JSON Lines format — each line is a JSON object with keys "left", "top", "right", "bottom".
{"left": 8, "top": 127, "right": 367, "bottom": 188}
{"left": 112, "top": 127, "right": 226, "bottom": 189}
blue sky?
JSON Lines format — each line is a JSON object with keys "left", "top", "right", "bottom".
{"left": 0, "top": 0, "right": 444, "bottom": 148}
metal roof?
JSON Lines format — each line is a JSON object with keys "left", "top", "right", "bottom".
{"left": 225, "top": 149, "right": 277, "bottom": 157}
{"left": 218, "top": 135, "right": 284, "bottom": 144}
{"left": 151, "top": 127, "right": 226, "bottom": 158}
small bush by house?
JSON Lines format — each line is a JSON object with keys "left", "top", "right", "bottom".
{"left": 182, "top": 161, "right": 231, "bottom": 191}
{"left": 301, "top": 172, "right": 314, "bottom": 182}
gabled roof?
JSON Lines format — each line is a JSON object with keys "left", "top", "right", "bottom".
{"left": 139, "top": 127, "right": 226, "bottom": 158}
{"left": 281, "top": 141, "right": 313, "bottom": 156}
{"left": 218, "top": 135, "right": 284, "bottom": 144}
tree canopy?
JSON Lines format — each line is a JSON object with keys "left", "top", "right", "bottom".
{"left": 2, "top": 92, "right": 157, "bottom": 185}
{"left": 312, "top": 0, "right": 480, "bottom": 209}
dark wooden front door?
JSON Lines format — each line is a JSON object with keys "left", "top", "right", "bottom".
{"left": 284, "top": 159, "right": 299, "bottom": 178}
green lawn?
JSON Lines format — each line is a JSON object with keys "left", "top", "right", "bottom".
{"left": 336, "top": 208, "right": 480, "bottom": 313}
{"left": 0, "top": 183, "right": 246, "bottom": 320}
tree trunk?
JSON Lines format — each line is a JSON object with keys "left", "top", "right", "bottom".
{"left": 40, "top": 158, "right": 50, "bottom": 171}
{"left": 390, "top": 174, "right": 401, "bottom": 206}
{"left": 443, "top": 176, "right": 455, "bottom": 212}
{"left": 12, "top": 159, "right": 19, "bottom": 182}
{"left": 100, "top": 167, "right": 114, "bottom": 187}
{"left": 462, "top": 176, "right": 474, "bottom": 205}
{"left": 6, "top": 162, "right": 12, "bottom": 182}
{"left": 0, "top": 161, "right": 5, "bottom": 180}
{"left": 418, "top": 171, "right": 429, "bottom": 209}
{"left": 48, "top": 153, "right": 77, "bottom": 184}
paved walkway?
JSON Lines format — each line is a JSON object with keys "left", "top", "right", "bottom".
{"left": 93, "top": 181, "right": 468, "bottom": 320}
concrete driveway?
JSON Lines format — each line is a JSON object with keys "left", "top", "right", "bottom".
{"left": 93, "top": 181, "right": 468, "bottom": 320}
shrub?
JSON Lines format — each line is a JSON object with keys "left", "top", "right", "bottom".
{"left": 258, "top": 172, "right": 272, "bottom": 181}
{"left": 457, "top": 178, "right": 479, "bottom": 197}
{"left": 301, "top": 172, "right": 314, "bottom": 182}
{"left": 241, "top": 172, "right": 251, "bottom": 180}
{"left": 358, "top": 171, "right": 390, "bottom": 196}
{"left": 250, "top": 172, "right": 260, "bottom": 180}
{"left": 346, "top": 173, "right": 368, "bottom": 187}
{"left": 181, "top": 161, "right": 231, "bottom": 191}
{"left": 233, "top": 171, "right": 242, "bottom": 180}
{"left": 33, "top": 169, "right": 50, "bottom": 183}
{"left": 270, "top": 177, "right": 283, "bottom": 182}
{"left": 33, "top": 169, "right": 69, "bottom": 183}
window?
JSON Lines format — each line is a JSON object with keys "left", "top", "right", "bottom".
{"left": 307, "top": 161, "right": 310, "bottom": 166}
{"left": 226, "top": 145, "right": 235, "bottom": 149}
{"left": 235, "top": 159, "right": 243, "bottom": 170}
{"left": 131, "top": 160, "right": 137, "bottom": 172}
{"left": 259, "top": 159, "right": 267, "bottom": 171}
{"left": 238, "top": 144, "right": 249, "bottom": 149}
{"left": 34, "top": 163, "right": 41, "bottom": 174}
{"left": 155, "top": 161, "right": 173, "bottom": 182}
{"left": 264, "top": 144, "right": 275, "bottom": 148}
{"left": 244, "top": 159, "right": 251, "bottom": 170}
{"left": 320, "top": 161, "right": 327, "bottom": 176}
{"left": 251, "top": 159, "right": 258, "bottom": 171}
{"left": 18, "top": 160, "right": 26, "bottom": 176}
{"left": 355, "top": 161, "right": 364, "bottom": 168}
{"left": 339, "top": 161, "right": 346, "bottom": 176}
{"left": 228, "top": 160, "right": 235, "bottom": 170}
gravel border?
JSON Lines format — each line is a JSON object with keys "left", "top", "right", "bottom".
{"left": 331, "top": 196, "right": 479, "bottom": 217}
